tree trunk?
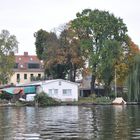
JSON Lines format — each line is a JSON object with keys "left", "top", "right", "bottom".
{"left": 69, "top": 63, "right": 74, "bottom": 82}
{"left": 69, "top": 63, "right": 76, "bottom": 82}
{"left": 73, "top": 70, "right": 76, "bottom": 82}
{"left": 72, "top": 65, "right": 77, "bottom": 82}
{"left": 91, "top": 74, "right": 96, "bottom": 94}
{"left": 104, "top": 84, "right": 111, "bottom": 97}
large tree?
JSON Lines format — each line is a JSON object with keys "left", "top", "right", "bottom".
{"left": 59, "top": 27, "right": 85, "bottom": 81}
{"left": 71, "top": 9, "right": 129, "bottom": 93}
{"left": 0, "top": 30, "right": 18, "bottom": 84}
{"left": 34, "top": 29, "right": 66, "bottom": 79}
{"left": 34, "top": 27, "right": 85, "bottom": 81}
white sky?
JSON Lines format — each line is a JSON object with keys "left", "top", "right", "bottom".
{"left": 0, "top": 0, "right": 140, "bottom": 55}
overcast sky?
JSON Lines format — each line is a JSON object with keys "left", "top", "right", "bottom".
{"left": 0, "top": 0, "right": 140, "bottom": 55}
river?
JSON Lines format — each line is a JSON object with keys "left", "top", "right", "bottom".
{"left": 0, "top": 105, "right": 140, "bottom": 140}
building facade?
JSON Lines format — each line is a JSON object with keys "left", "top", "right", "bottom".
{"left": 9, "top": 52, "right": 44, "bottom": 85}
{"left": 42, "top": 79, "right": 79, "bottom": 101}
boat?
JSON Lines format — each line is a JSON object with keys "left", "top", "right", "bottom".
{"left": 112, "top": 97, "right": 126, "bottom": 105}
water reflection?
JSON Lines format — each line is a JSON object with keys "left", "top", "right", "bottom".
{"left": 0, "top": 105, "right": 140, "bottom": 139}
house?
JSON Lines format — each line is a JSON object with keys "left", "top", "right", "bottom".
{"left": 20, "top": 79, "right": 79, "bottom": 101}
{"left": 42, "top": 79, "right": 79, "bottom": 101}
{"left": 79, "top": 74, "right": 105, "bottom": 97}
{"left": 9, "top": 52, "right": 44, "bottom": 85}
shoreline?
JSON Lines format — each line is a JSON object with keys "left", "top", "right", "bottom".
{"left": 0, "top": 101, "right": 140, "bottom": 107}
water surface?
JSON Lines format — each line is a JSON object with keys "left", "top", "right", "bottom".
{"left": 0, "top": 105, "right": 140, "bottom": 140}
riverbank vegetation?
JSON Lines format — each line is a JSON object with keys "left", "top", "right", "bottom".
{"left": 17, "top": 96, "right": 113, "bottom": 107}
{"left": 77, "top": 96, "right": 113, "bottom": 105}
{"left": 34, "top": 92, "right": 60, "bottom": 106}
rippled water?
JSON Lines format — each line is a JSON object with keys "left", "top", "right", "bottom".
{"left": 0, "top": 105, "right": 140, "bottom": 140}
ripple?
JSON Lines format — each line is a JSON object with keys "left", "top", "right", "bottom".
{"left": 0, "top": 106, "right": 139, "bottom": 140}
{"left": 131, "top": 128, "right": 140, "bottom": 139}
{"left": 13, "top": 133, "right": 40, "bottom": 140}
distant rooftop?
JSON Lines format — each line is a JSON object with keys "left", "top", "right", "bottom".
{"left": 14, "top": 52, "right": 44, "bottom": 72}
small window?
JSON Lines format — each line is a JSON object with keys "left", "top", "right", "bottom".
{"left": 63, "top": 89, "right": 72, "bottom": 96}
{"left": 38, "top": 74, "right": 41, "bottom": 78}
{"left": 49, "top": 89, "right": 52, "bottom": 95}
{"left": 28, "top": 63, "right": 40, "bottom": 69}
{"left": 14, "top": 63, "right": 18, "bottom": 69}
{"left": 54, "top": 89, "right": 58, "bottom": 95}
{"left": 17, "top": 74, "right": 20, "bottom": 82}
{"left": 30, "top": 74, "right": 34, "bottom": 81}
{"left": 17, "top": 74, "right": 20, "bottom": 79}
{"left": 49, "top": 89, "right": 58, "bottom": 96}
{"left": 24, "top": 74, "right": 27, "bottom": 79}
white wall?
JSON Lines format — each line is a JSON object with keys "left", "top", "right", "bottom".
{"left": 26, "top": 94, "right": 36, "bottom": 101}
{"left": 42, "top": 80, "right": 78, "bottom": 101}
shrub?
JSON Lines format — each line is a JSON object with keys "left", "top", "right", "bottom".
{"left": 0, "top": 92, "right": 12, "bottom": 101}
{"left": 95, "top": 96, "right": 112, "bottom": 104}
{"left": 109, "top": 92, "right": 116, "bottom": 99}
{"left": 34, "top": 92, "right": 60, "bottom": 106}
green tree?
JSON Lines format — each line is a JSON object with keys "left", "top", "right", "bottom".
{"left": 71, "top": 9, "right": 129, "bottom": 93}
{"left": 0, "top": 30, "right": 18, "bottom": 84}
{"left": 127, "top": 54, "right": 140, "bottom": 102}
{"left": 100, "top": 38, "right": 138, "bottom": 97}
{"left": 34, "top": 29, "right": 48, "bottom": 60}
{"left": 98, "top": 40, "right": 121, "bottom": 96}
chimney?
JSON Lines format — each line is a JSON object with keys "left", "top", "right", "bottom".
{"left": 24, "top": 52, "right": 28, "bottom": 56}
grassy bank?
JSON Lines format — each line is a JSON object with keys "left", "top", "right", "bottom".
{"left": 0, "top": 93, "right": 113, "bottom": 107}
{"left": 78, "top": 96, "right": 113, "bottom": 105}
{"left": 60, "top": 96, "right": 113, "bottom": 106}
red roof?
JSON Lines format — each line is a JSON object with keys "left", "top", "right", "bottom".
{"left": 14, "top": 52, "right": 44, "bottom": 72}
{"left": 15, "top": 52, "right": 40, "bottom": 63}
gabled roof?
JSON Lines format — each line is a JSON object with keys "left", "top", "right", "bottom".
{"left": 15, "top": 54, "right": 41, "bottom": 64}
{"left": 14, "top": 52, "right": 44, "bottom": 71}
